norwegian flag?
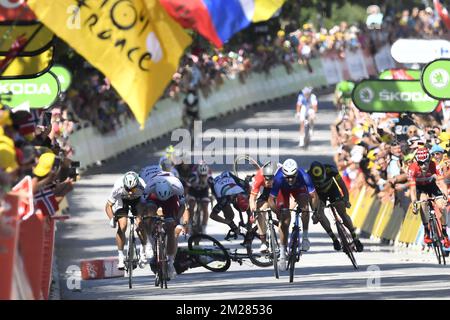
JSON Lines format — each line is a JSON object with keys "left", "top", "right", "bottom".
{"left": 11, "top": 175, "right": 34, "bottom": 220}
{"left": 18, "top": 109, "right": 42, "bottom": 136}
{"left": 0, "top": 0, "right": 36, "bottom": 21}
{"left": 434, "top": 0, "right": 450, "bottom": 30}
{"left": 34, "top": 187, "right": 59, "bottom": 217}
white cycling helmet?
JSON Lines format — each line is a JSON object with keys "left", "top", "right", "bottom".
{"left": 302, "top": 86, "right": 312, "bottom": 95}
{"left": 282, "top": 159, "right": 298, "bottom": 177}
{"left": 155, "top": 180, "right": 173, "bottom": 201}
{"left": 123, "top": 171, "right": 139, "bottom": 192}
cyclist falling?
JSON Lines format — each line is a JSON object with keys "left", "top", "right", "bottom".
{"left": 408, "top": 147, "right": 450, "bottom": 247}
{"left": 308, "top": 161, "right": 363, "bottom": 252}
{"left": 296, "top": 86, "right": 318, "bottom": 148}
{"left": 209, "top": 171, "right": 251, "bottom": 239}
{"left": 105, "top": 171, "right": 148, "bottom": 270}
{"left": 249, "top": 162, "right": 280, "bottom": 252}
{"left": 140, "top": 165, "right": 186, "bottom": 280}
{"left": 186, "top": 161, "right": 213, "bottom": 235}
{"left": 268, "top": 159, "right": 319, "bottom": 271}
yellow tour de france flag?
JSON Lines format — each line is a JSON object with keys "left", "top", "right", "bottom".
{"left": 0, "top": 22, "right": 54, "bottom": 55}
{"left": 27, "top": 0, "right": 192, "bottom": 128}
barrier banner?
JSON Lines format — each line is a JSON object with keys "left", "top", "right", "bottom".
{"left": 361, "top": 198, "right": 382, "bottom": 234}
{"left": 321, "top": 52, "right": 342, "bottom": 85}
{"left": 374, "top": 45, "right": 396, "bottom": 72}
{"left": 351, "top": 187, "right": 376, "bottom": 229}
{"left": 382, "top": 203, "right": 407, "bottom": 241}
{"left": 40, "top": 218, "right": 55, "bottom": 300}
{"left": 0, "top": 194, "right": 19, "bottom": 300}
{"left": 18, "top": 211, "right": 46, "bottom": 299}
{"left": 398, "top": 204, "right": 422, "bottom": 244}
{"left": 372, "top": 199, "right": 395, "bottom": 238}
{"left": 345, "top": 49, "right": 369, "bottom": 81}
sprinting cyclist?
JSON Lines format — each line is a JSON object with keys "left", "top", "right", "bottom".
{"left": 268, "top": 159, "right": 319, "bottom": 271}
{"left": 186, "top": 160, "right": 213, "bottom": 234}
{"left": 296, "top": 86, "right": 318, "bottom": 147}
{"left": 308, "top": 161, "right": 363, "bottom": 252}
{"left": 249, "top": 162, "right": 279, "bottom": 252}
{"left": 209, "top": 171, "right": 250, "bottom": 238}
{"left": 142, "top": 170, "right": 186, "bottom": 279}
{"left": 105, "top": 171, "right": 147, "bottom": 270}
{"left": 408, "top": 147, "right": 450, "bottom": 247}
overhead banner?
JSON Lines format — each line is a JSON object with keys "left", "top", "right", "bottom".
{"left": 421, "top": 58, "right": 450, "bottom": 100}
{"left": 391, "top": 39, "right": 450, "bottom": 64}
{"left": 50, "top": 65, "right": 71, "bottom": 92}
{"left": 0, "top": 45, "right": 53, "bottom": 78}
{"left": 0, "top": 22, "right": 54, "bottom": 55}
{"left": 379, "top": 69, "right": 420, "bottom": 80}
{"left": 352, "top": 80, "right": 440, "bottom": 113}
{"left": 0, "top": 71, "right": 60, "bottom": 109}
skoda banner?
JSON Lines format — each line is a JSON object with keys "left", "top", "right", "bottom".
{"left": 352, "top": 80, "right": 440, "bottom": 113}
{"left": 421, "top": 59, "right": 450, "bottom": 100}
{"left": 50, "top": 65, "right": 72, "bottom": 92}
{"left": 0, "top": 71, "right": 60, "bottom": 109}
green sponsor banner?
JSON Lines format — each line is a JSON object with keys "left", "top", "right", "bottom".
{"left": 50, "top": 65, "right": 72, "bottom": 92}
{"left": 0, "top": 71, "right": 60, "bottom": 109}
{"left": 379, "top": 69, "right": 421, "bottom": 80}
{"left": 352, "top": 80, "right": 440, "bottom": 113}
{"left": 421, "top": 59, "right": 450, "bottom": 100}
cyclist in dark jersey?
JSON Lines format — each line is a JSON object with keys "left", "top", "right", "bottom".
{"left": 308, "top": 161, "right": 363, "bottom": 252}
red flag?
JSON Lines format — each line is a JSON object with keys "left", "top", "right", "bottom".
{"left": 434, "top": 0, "right": 450, "bottom": 30}
{"left": 390, "top": 69, "right": 415, "bottom": 80}
{"left": 0, "top": 0, "right": 36, "bottom": 21}
{"left": 17, "top": 109, "right": 42, "bottom": 136}
{"left": 0, "top": 34, "right": 27, "bottom": 74}
{"left": 34, "top": 187, "right": 59, "bottom": 217}
{"left": 12, "top": 175, "right": 34, "bottom": 221}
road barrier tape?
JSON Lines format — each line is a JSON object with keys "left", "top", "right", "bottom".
{"left": 397, "top": 204, "right": 422, "bottom": 244}
{"left": 372, "top": 199, "right": 395, "bottom": 238}
{"left": 361, "top": 197, "right": 382, "bottom": 235}
{"left": 351, "top": 187, "right": 376, "bottom": 229}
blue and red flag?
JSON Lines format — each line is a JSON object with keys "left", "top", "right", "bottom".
{"left": 160, "top": 0, "right": 285, "bottom": 47}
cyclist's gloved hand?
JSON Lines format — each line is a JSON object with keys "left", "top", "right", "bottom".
{"left": 412, "top": 202, "right": 419, "bottom": 215}
{"left": 109, "top": 217, "right": 116, "bottom": 228}
{"left": 345, "top": 200, "right": 351, "bottom": 209}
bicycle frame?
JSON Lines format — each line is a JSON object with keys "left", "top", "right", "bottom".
{"left": 150, "top": 216, "right": 175, "bottom": 289}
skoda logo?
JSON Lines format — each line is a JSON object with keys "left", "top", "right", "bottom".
{"left": 429, "top": 69, "right": 449, "bottom": 89}
{"left": 359, "top": 87, "right": 374, "bottom": 103}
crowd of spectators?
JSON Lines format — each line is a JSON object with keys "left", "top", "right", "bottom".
{"left": 0, "top": 105, "right": 78, "bottom": 220}
{"left": 331, "top": 95, "right": 450, "bottom": 210}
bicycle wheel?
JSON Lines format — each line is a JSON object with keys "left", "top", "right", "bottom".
{"left": 269, "top": 223, "right": 280, "bottom": 279}
{"left": 127, "top": 225, "right": 135, "bottom": 289}
{"left": 247, "top": 230, "right": 272, "bottom": 267}
{"left": 336, "top": 221, "right": 358, "bottom": 270}
{"left": 188, "top": 234, "right": 231, "bottom": 272}
{"left": 288, "top": 230, "right": 299, "bottom": 283}
{"left": 429, "top": 217, "right": 445, "bottom": 265}
{"left": 159, "top": 233, "right": 168, "bottom": 289}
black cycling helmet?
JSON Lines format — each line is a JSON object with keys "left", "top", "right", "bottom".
{"left": 309, "top": 161, "right": 326, "bottom": 183}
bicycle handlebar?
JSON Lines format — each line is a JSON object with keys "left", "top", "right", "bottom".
{"left": 414, "top": 195, "right": 446, "bottom": 204}
{"left": 150, "top": 216, "right": 176, "bottom": 224}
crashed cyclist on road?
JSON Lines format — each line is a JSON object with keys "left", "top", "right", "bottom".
{"left": 268, "top": 158, "right": 319, "bottom": 271}
{"left": 308, "top": 161, "right": 363, "bottom": 252}
{"left": 209, "top": 171, "right": 251, "bottom": 239}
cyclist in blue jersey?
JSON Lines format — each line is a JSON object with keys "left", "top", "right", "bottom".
{"left": 268, "top": 159, "right": 319, "bottom": 271}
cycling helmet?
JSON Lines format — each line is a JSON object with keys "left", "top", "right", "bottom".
{"left": 302, "top": 86, "right": 312, "bottom": 95}
{"left": 282, "top": 159, "right": 298, "bottom": 177}
{"left": 172, "top": 149, "right": 187, "bottom": 165}
{"left": 155, "top": 180, "right": 173, "bottom": 201}
{"left": 159, "top": 157, "right": 173, "bottom": 172}
{"left": 235, "top": 193, "right": 249, "bottom": 211}
{"left": 123, "top": 171, "right": 140, "bottom": 191}
{"left": 415, "top": 147, "right": 430, "bottom": 163}
{"left": 197, "top": 161, "right": 209, "bottom": 176}
{"left": 431, "top": 144, "right": 445, "bottom": 155}
{"left": 262, "top": 162, "right": 277, "bottom": 179}
{"left": 309, "top": 161, "right": 326, "bottom": 183}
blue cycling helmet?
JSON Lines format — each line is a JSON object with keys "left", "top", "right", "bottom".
{"left": 431, "top": 144, "right": 445, "bottom": 154}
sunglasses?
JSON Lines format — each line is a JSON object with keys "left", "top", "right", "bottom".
{"left": 286, "top": 175, "right": 297, "bottom": 183}
{"left": 417, "top": 161, "right": 429, "bottom": 166}
{"left": 126, "top": 187, "right": 138, "bottom": 193}
{"left": 408, "top": 131, "right": 417, "bottom": 135}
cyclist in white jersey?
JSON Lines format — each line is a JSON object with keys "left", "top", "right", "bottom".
{"left": 296, "top": 86, "right": 318, "bottom": 147}
{"left": 105, "top": 171, "right": 147, "bottom": 269}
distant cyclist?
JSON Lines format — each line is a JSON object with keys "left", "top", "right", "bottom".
{"left": 159, "top": 156, "right": 180, "bottom": 178}
{"left": 308, "top": 161, "right": 363, "bottom": 252}
{"left": 186, "top": 160, "right": 213, "bottom": 234}
{"left": 209, "top": 171, "right": 250, "bottom": 238}
{"left": 296, "top": 86, "right": 318, "bottom": 147}
{"left": 268, "top": 159, "right": 319, "bottom": 271}
{"left": 105, "top": 171, "right": 147, "bottom": 270}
